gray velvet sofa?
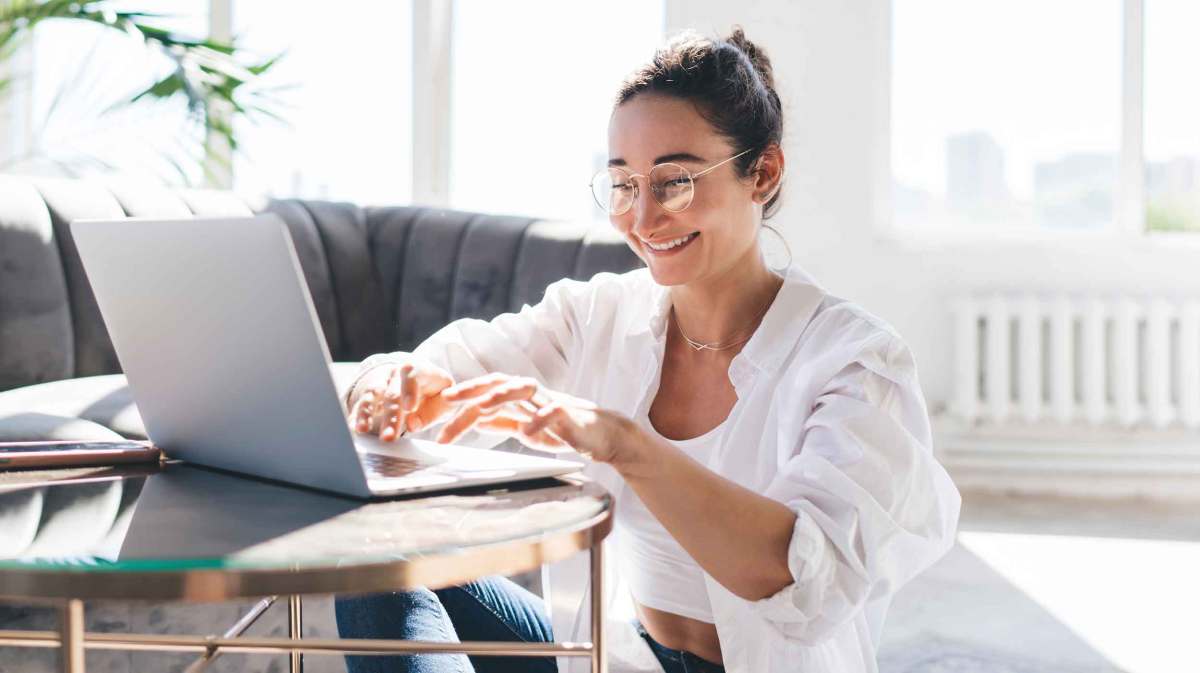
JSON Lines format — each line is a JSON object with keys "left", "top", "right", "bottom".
{"left": 0, "top": 173, "right": 640, "bottom": 672}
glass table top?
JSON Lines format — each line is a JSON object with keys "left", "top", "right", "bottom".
{"left": 0, "top": 461, "right": 610, "bottom": 599}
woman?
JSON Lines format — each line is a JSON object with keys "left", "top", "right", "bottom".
{"left": 337, "top": 27, "right": 960, "bottom": 673}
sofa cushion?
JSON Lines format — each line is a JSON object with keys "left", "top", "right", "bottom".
{"left": 0, "top": 177, "right": 74, "bottom": 391}
{"left": 0, "top": 412, "right": 125, "bottom": 442}
{"left": 174, "top": 188, "right": 256, "bottom": 216}
{"left": 396, "top": 209, "right": 480, "bottom": 350}
{"left": 99, "top": 176, "right": 195, "bottom": 218}
{"left": 511, "top": 220, "right": 592, "bottom": 309}
{"left": 451, "top": 213, "right": 537, "bottom": 323}
{"left": 297, "top": 200, "right": 390, "bottom": 360}
{"left": 32, "top": 178, "right": 131, "bottom": 379}
{"left": 257, "top": 199, "right": 347, "bottom": 358}
{"left": 0, "top": 363, "right": 365, "bottom": 442}
{"left": 0, "top": 375, "right": 144, "bottom": 439}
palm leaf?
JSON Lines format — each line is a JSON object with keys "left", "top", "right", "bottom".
{"left": 0, "top": 0, "right": 290, "bottom": 184}
{"left": 105, "top": 71, "right": 185, "bottom": 113}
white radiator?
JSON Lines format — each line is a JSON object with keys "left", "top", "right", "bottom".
{"left": 952, "top": 295, "right": 1200, "bottom": 430}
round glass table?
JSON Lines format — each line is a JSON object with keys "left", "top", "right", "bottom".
{"left": 0, "top": 461, "right": 613, "bottom": 673}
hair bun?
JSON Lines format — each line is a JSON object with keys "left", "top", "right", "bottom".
{"left": 725, "top": 25, "right": 775, "bottom": 91}
{"left": 614, "top": 25, "right": 786, "bottom": 220}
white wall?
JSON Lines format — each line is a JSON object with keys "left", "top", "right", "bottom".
{"left": 665, "top": 0, "right": 1200, "bottom": 413}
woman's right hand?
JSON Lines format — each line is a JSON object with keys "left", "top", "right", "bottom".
{"left": 347, "top": 357, "right": 456, "bottom": 441}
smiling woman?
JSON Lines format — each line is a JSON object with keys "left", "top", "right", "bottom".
{"left": 339, "top": 25, "right": 960, "bottom": 673}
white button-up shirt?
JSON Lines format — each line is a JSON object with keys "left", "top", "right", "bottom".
{"left": 358, "top": 264, "right": 961, "bottom": 673}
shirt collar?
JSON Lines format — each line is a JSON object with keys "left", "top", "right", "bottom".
{"left": 629, "top": 265, "right": 826, "bottom": 372}
{"left": 738, "top": 265, "right": 825, "bottom": 372}
{"left": 623, "top": 271, "right": 672, "bottom": 344}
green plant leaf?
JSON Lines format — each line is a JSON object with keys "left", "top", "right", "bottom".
{"left": 1, "top": 0, "right": 291, "bottom": 185}
{"left": 125, "top": 73, "right": 186, "bottom": 105}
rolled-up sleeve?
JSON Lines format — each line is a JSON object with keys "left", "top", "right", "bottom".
{"left": 749, "top": 333, "right": 961, "bottom": 644}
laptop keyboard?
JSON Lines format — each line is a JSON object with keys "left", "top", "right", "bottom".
{"left": 360, "top": 452, "right": 425, "bottom": 478}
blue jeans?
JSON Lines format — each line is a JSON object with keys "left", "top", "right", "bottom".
{"left": 335, "top": 576, "right": 554, "bottom": 673}
{"left": 335, "top": 576, "right": 725, "bottom": 673}
{"left": 634, "top": 621, "right": 726, "bottom": 673}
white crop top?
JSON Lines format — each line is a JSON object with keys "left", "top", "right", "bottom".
{"left": 615, "top": 414, "right": 725, "bottom": 624}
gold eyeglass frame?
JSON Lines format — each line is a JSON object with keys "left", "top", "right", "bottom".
{"left": 590, "top": 147, "right": 755, "bottom": 215}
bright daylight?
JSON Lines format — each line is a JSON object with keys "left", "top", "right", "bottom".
{"left": 0, "top": 2, "right": 1196, "bottom": 673}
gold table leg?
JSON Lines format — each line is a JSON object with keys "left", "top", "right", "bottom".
{"left": 59, "top": 599, "right": 85, "bottom": 673}
{"left": 591, "top": 542, "right": 605, "bottom": 673}
{"left": 288, "top": 595, "right": 303, "bottom": 673}
{"left": 183, "top": 596, "right": 277, "bottom": 673}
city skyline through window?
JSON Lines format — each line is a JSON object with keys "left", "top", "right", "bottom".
{"left": 892, "top": 0, "right": 1198, "bottom": 234}
{"left": 1145, "top": 0, "right": 1200, "bottom": 232}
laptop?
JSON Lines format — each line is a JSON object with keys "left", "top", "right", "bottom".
{"left": 70, "top": 214, "right": 583, "bottom": 498}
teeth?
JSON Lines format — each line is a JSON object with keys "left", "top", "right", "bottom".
{"left": 645, "top": 233, "right": 696, "bottom": 251}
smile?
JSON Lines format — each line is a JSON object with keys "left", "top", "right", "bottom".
{"left": 642, "top": 232, "right": 699, "bottom": 254}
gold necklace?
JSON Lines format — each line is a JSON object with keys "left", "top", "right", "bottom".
{"left": 671, "top": 296, "right": 774, "bottom": 352}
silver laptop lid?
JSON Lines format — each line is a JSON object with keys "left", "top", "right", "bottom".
{"left": 71, "top": 215, "right": 371, "bottom": 497}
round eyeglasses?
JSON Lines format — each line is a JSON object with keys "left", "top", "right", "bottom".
{"left": 589, "top": 148, "right": 754, "bottom": 216}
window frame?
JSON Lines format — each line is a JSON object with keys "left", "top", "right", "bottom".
{"left": 207, "top": 0, "right": 233, "bottom": 188}
{"left": 883, "top": 0, "right": 1194, "bottom": 247}
{"left": 411, "top": 0, "right": 453, "bottom": 207}
{"left": 1119, "top": 0, "right": 1145, "bottom": 237}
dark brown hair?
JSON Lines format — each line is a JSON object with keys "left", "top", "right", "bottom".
{"left": 616, "top": 26, "right": 784, "bottom": 219}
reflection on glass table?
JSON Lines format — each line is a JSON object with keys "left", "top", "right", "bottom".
{"left": 0, "top": 463, "right": 613, "bottom": 673}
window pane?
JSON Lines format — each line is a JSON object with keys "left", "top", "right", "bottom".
{"left": 1145, "top": 1, "right": 1200, "bottom": 232}
{"left": 892, "top": 1, "right": 1122, "bottom": 231}
{"left": 22, "top": 2, "right": 208, "bottom": 184}
{"left": 450, "top": 0, "right": 663, "bottom": 222}
{"left": 232, "top": 1, "right": 413, "bottom": 204}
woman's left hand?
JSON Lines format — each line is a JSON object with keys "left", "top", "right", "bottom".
{"left": 435, "top": 373, "right": 638, "bottom": 464}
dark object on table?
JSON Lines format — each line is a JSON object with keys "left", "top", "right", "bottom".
{"left": 0, "top": 440, "right": 161, "bottom": 470}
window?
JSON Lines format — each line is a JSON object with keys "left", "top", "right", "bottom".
{"left": 5, "top": 1, "right": 413, "bottom": 200}
{"left": 15, "top": 1, "right": 209, "bottom": 184}
{"left": 892, "top": 0, "right": 1194, "bottom": 235}
{"left": 892, "top": 0, "right": 1122, "bottom": 233}
{"left": 448, "top": 0, "right": 664, "bottom": 222}
{"left": 1144, "top": 1, "right": 1200, "bottom": 232}
{"left": 231, "top": 1, "right": 413, "bottom": 204}
{"left": 7, "top": 0, "right": 663, "bottom": 211}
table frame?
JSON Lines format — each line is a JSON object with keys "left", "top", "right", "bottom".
{"left": 0, "top": 475, "right": 611, "bottom": 673}
{"left": 0, "top": 542, "right": 604, "bottom": 673}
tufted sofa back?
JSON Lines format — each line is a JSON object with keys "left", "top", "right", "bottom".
{"left": 0, "top": 175, "right": 642, "bottom": 393}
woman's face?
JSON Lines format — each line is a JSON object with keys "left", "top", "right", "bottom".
{"left": 607, "top": 94, "right": 764, "bottom": 287}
